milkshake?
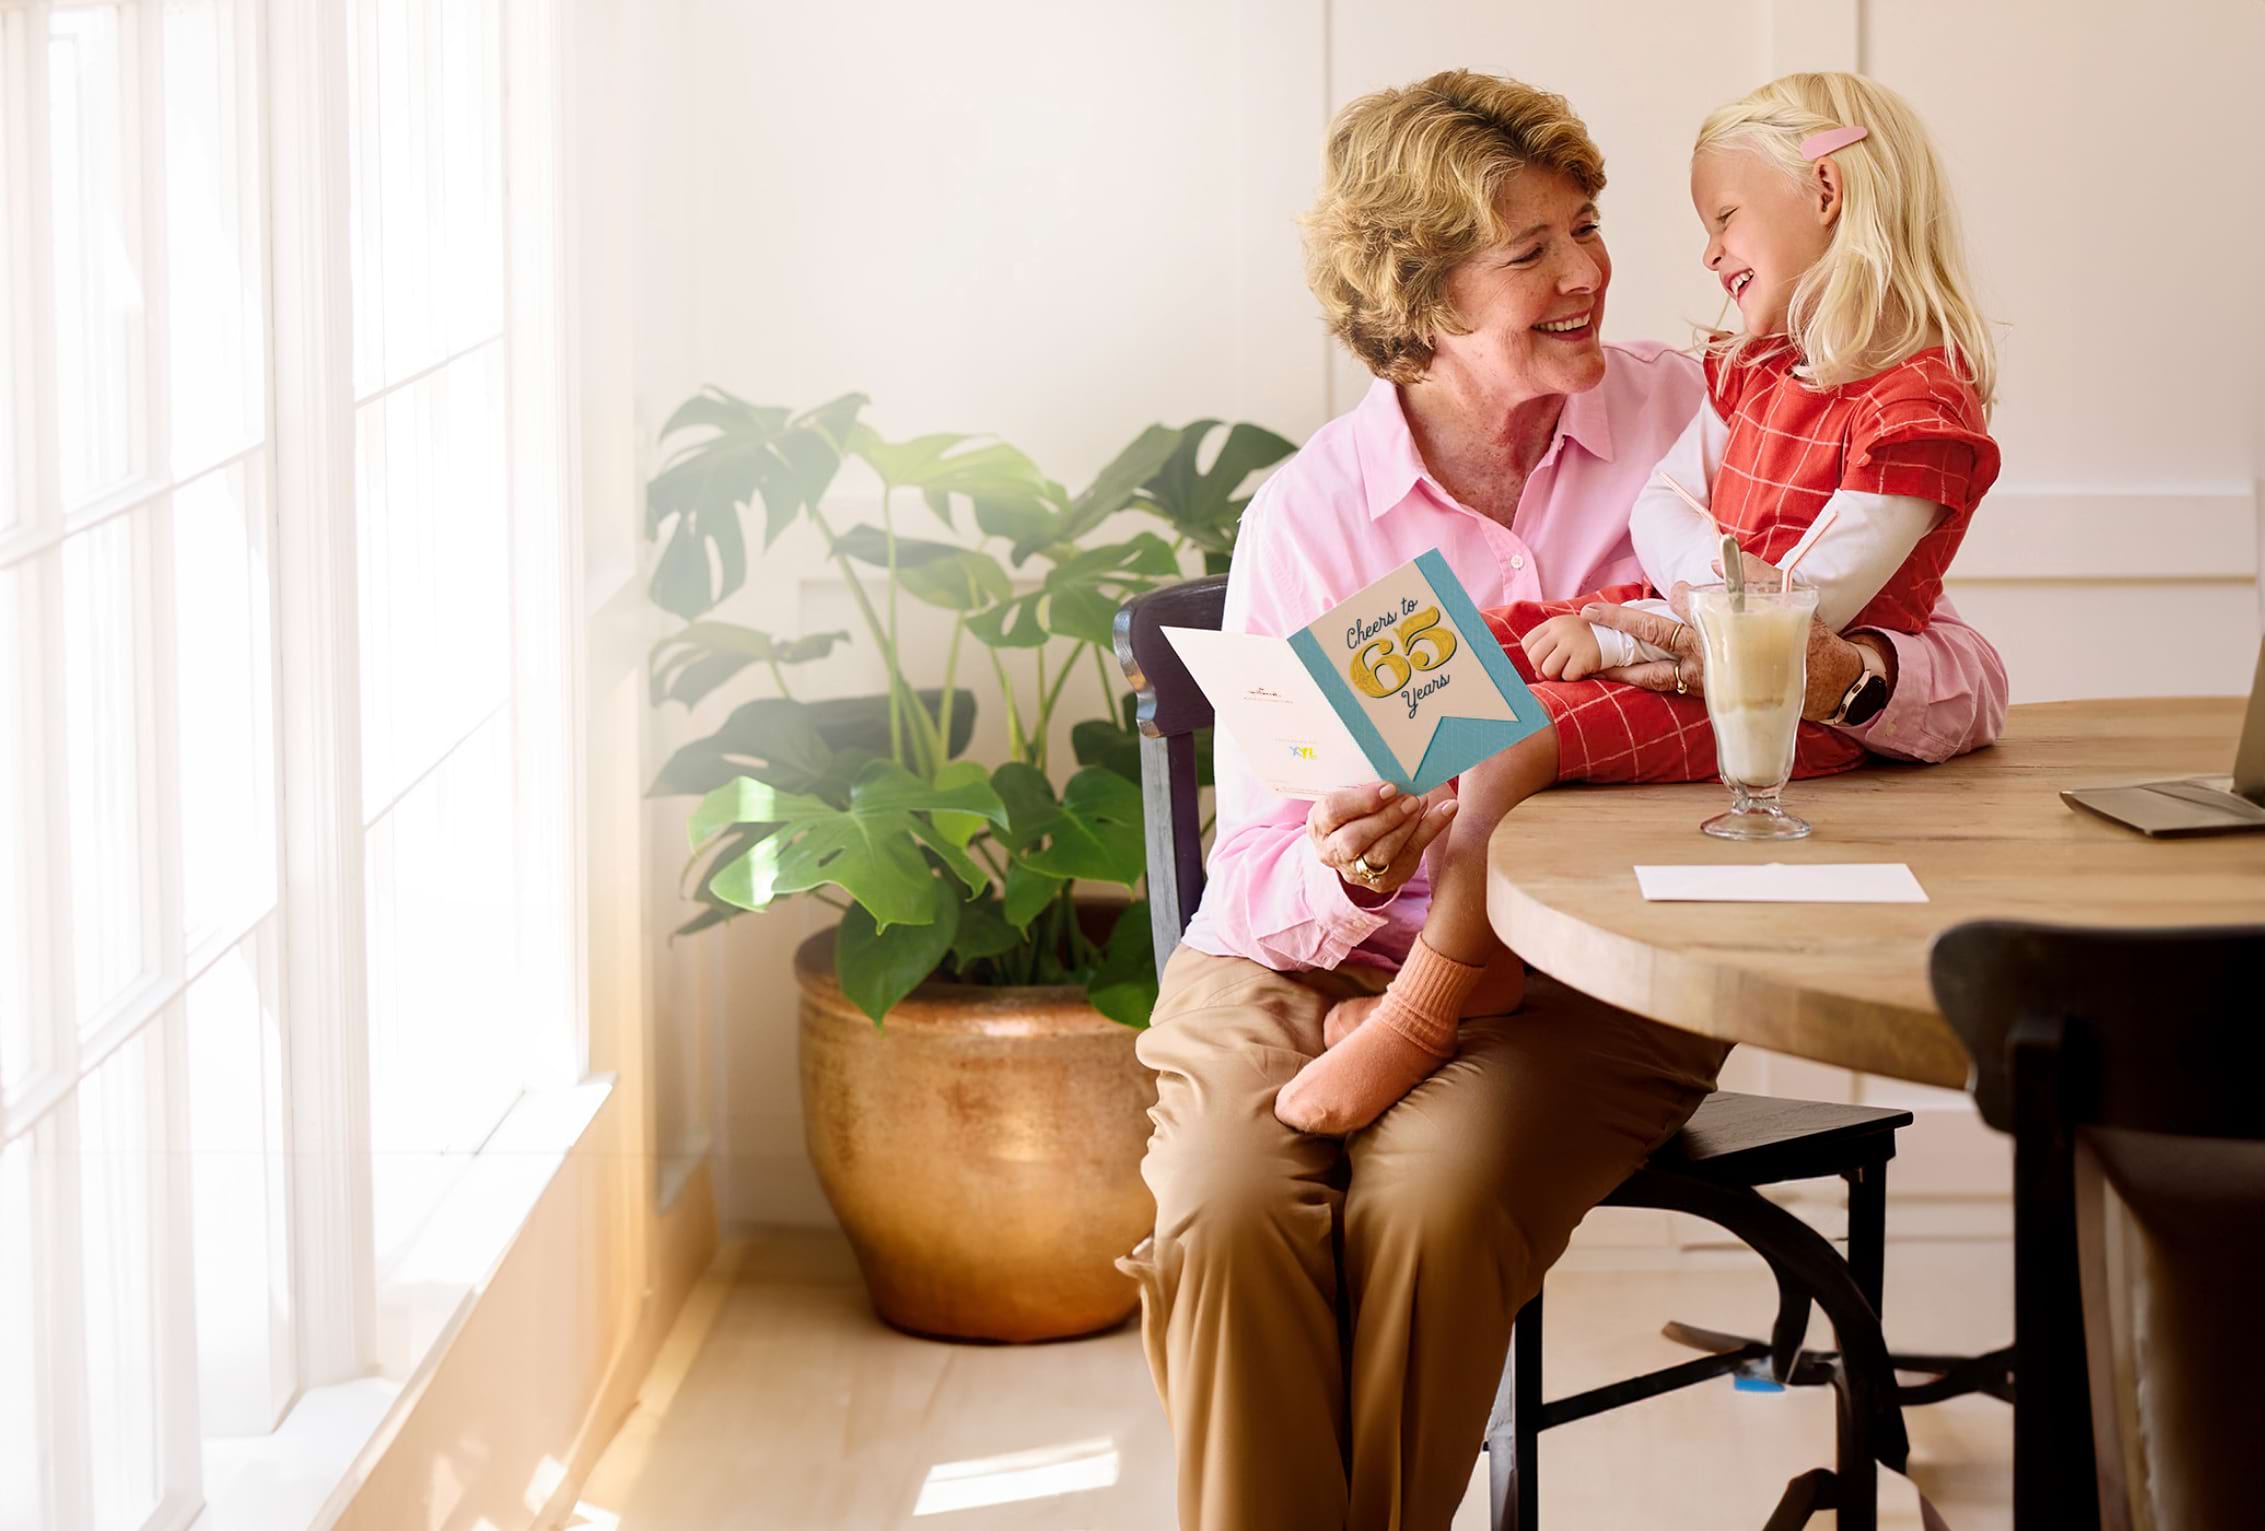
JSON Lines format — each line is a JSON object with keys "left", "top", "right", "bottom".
{"left": 1689, "top": 584, "right": 1817, "bottom": 839}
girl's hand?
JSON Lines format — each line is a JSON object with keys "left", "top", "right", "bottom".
{"left": 1522, "top": 614, "right": 1605, "bottom": 680}
{"left": 1306, "top": 781, "right": 1460, "bottom": 902}
{"left": 1585, "top": 550, "right": 1780, "bottom": 695}
{"left": 1584, "top": 595, "right": 1705, "bottom": 696}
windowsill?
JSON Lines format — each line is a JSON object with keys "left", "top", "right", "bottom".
{"left": 191, "top": 1074, "right": 618, "bottom": 1531}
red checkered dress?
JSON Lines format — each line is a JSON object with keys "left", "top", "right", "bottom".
{"left": 1486, "top": 345, "right": 1999, "bottom": 785}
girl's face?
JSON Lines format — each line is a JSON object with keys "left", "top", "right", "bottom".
{"left": 1430, "top": 171, "right": 1612, "bottom": 404}
{"left": 1691, "top": 147, "right": 1838, "bottom": 336}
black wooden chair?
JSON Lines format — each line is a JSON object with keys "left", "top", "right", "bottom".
{"left": 1930, "top": 919, "right": 2265, "bottom": 1531}
{"left": 1116, "top": 577, "right": 1918, "bottom": 1531}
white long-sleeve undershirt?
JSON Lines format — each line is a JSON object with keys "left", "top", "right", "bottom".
{"left": 1588, "top": 402, "right": 1949, "bottom": 668}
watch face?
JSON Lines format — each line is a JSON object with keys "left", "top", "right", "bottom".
{"left": 1843, "top": 672, "right": 1890, "bottom": 727}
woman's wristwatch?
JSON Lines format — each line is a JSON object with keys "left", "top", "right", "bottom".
{"left": 1825, "top": 638, "right": 1891, "bottom": 727}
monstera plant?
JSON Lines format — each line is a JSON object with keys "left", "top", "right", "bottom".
{"left": 644, "top": 388, "right": 1293, "bottom": 1027}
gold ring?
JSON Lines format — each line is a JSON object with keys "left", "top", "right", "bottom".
{"left": 1674, "top": 660, "right": 1689, "bottom": 695}
{"left": 1350, "top": 853, "right": 1384, "bottom": 886}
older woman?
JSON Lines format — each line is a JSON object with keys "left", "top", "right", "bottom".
{"left": 1118, "top": 70, "right": 2006, "bottom": 1530}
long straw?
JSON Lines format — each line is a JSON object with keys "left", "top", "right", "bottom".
{"left": 1778, "top": 506, "right": 1841, "bottom": 593}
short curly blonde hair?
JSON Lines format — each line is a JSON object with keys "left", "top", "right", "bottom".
{"left": 1303, "top": 70, "right": 1606, "bottom": 385}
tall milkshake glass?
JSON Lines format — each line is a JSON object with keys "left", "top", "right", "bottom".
{"left": 1688, "top": 583, "right": 1817, "bottom": 840}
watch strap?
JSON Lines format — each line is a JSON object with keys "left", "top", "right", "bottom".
{"left": 1828, "top": 641, "right": 1889, "bottom": 727}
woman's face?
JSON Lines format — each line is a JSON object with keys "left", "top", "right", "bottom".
{"left": 1429, "top": 171, "right": 1611, "bottom": 403}
{"left": 1691, "top": 147, "right": 1835, "bottom": 336}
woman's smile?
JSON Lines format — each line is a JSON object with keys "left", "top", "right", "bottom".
{"left": 1533, "top": 308, "right": 1595, "bottom": 339}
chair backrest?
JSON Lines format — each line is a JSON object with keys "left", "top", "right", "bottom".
{"left": 1930, "top": 920, "right": 2265, "bottom": 1531}
{"left": 1929, "top": 919, "right": 2265, "bottom": 1141}
{"left": 1113, "top": 576, "right": 1228, "bottom": 978}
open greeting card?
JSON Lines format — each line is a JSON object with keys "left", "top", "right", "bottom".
{"left": 1164, "top": 550, "right": 1549, "bottom": 798}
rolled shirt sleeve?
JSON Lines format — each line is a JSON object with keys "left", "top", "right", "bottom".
{"left": 1839, "top": 594, "right": 2008, "bottom": 762}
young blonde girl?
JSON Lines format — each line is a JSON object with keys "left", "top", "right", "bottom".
{"left": 1275, "top": 72, "right": 2001, "bottom": 1136}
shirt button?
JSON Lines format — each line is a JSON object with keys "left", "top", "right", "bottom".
{"left": 1510, "top": 553, "right": 1527, "bottom": 571}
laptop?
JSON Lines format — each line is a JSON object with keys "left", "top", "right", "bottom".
{"left": 2061, "top": 638, "right": 2265, "bottom": 837}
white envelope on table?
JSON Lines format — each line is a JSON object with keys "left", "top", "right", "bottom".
{"left": 1634, "top": 863, "right": 1929, "bottom": 903}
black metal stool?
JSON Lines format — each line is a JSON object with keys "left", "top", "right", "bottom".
{"left": 1117, "top": 576, "right": 1920, "bottom": 1530}
{"left": 1491, "top": 1099, "right": 1909, "bottom": 1530}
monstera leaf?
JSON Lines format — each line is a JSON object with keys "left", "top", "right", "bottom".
{"left": 835, "top": 880, "right": 964, "bottom": 1024}
{"left": 1001, "top": 860, "right": 1065, "bottom": 932}
{"left": 650, "top": 691, "right": 982, "bottom": 804}
{"left": 967, "top": 425, "right": 1185, "bottom": 566}
{"left": 1136, "top": 418, "right": 1296, "bottom": 564}
{"left": 1071, "top": 692, "right": 1218, "bottom": 792}
{"left": 669, "top": 821, "right": 774, "bottom": 940}
{"left": 947, "top": 897, "right": 1023, "bottom": 966}
{"left": 1038, "top": 426, "right": 1185, "bottom": 557}
{"left": 692, "top": 759, "right": 1007, "bottom": 928}
{"left": 647, "top": 697, "right": 834, "bottom": 799}
{"left": 965, "top": 532, "right": 1180, "bottom": 650}
{"left": 832, "top": 525, "right": 1012, "bottom": 612}
{"left": 987, "top": 761, "right": 1064, "bottom": 852}
{"left": 849, "top": 430, "right": 1060, "bottom": 540}
{"left": 1086, "top": 900, "right": 1158, "bottom": 1028}
{"left": 648, "top": 623, "right": 851, "bottom": 709}
{"left": 646, "top": 390, "right": 866, "bottom": 618}
{"left": 801, "top": 690, "right": 977, "bottom": 763}
{"left": 1021, "top": 766, "right": 1146, "bottom": 885}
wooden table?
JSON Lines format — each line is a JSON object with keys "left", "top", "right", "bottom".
{"left": 1486, "top": 697, "right": 2265, "bottom": 1088}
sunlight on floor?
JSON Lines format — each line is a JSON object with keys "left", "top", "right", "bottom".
{"left": 912, "top": 1438, "right": 1122, "bottom": 1517}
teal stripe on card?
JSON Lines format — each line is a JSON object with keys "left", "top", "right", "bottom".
{"left": 1410, "top": 714, "right": 1531, "bottom": 792}
{"left": 1412, "top": 548, "right": 1547, "bottom": 729}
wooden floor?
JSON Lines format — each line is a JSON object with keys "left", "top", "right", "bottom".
{"left": 573, "top": 1227, "right": 2014, "bottom": 1530}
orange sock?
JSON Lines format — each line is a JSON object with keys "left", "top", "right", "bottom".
{"left": 1275, "top": 938, "right": 1484, "bottom": 1136}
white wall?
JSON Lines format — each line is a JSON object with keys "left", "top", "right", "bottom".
{"left": 627, "top": 0, "right": 2265, "bottom": 1228}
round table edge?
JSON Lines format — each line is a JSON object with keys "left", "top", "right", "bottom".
{"left": 1484, "top": 841, "right": 1974, "bottom": 1090}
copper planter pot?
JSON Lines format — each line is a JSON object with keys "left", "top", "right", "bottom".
{"left": 794, "top": 926, "right": 1158, "bottom": 1342}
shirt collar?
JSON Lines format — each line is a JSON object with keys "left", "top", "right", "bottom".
{"left": 1355, "top": 371, "right": 1617, "bottom": 523}
{"left": 1354, "top": 379, "right": 1428, "bottom": 521}
{"left": 1556, "top": 374, "right": 1616, "bottom": 465}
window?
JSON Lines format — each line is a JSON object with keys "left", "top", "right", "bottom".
{"left": 0, "top": 2, "right": 582, "bottom": 1525}
{"left": 345, "top": 0, "right": 523, "bottom": 1274}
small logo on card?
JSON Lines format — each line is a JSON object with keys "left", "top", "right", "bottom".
{"left": 1288, "top": 744, "right": 1316, "bottom": 760}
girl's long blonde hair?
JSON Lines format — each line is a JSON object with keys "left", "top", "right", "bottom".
{"left": 1696, "top": 73, "right": 1996, "bottom": 412}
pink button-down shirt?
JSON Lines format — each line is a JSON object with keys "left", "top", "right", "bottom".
{"left": 1179, "top": 340, "right": 2009, "bottom": 975}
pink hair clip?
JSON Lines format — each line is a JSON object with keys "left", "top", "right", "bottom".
{"left": 1801, "top": 125, "right": 1868, "bottom": 160}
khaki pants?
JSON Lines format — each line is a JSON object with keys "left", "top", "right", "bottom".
{"left": 1120, "top": 947, "right": 1731, "bottom": 1531}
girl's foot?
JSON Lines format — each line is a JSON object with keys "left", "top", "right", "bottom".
{"left": 1274, "top": 938, "right": 1483, "bottom": 1136}
{"left": 1322, "top": 993, "right": 1384, "bottom": 1050}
